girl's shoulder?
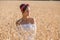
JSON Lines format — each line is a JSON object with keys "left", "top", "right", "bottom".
{"left": 16, "top": 18, "right": 22, "bottom": 26}
{"left": 28, "top": 17, "right": 36, "bottom": 21}
{"left": 28, "top": 17, "right": 35, "bottom": 24}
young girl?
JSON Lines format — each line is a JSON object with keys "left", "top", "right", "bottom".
{"left": 16, "top": 4, "right": 37, "bottom": 40}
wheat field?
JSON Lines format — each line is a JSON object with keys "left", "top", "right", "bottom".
{"left": 0, "top": 1, "right": 60, "bottom": 40}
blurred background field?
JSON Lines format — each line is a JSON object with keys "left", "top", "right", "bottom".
{"left": 0, "top": 1, "right": 60, "bottom": 40}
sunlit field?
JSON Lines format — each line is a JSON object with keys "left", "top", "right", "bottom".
{"left": 0, "top": 1, "right": 60, "bottom": 40}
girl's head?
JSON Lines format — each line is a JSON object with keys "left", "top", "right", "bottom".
{"left": 20, "top": 4, "right": 30, "bottom": 17}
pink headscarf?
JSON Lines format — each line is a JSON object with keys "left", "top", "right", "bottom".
{"left": 20, "top": 4, "right": 29, "bottom": 11}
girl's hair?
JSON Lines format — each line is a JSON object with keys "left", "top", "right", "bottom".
{"left": 20, "top": 4, "right": 29, "bottom": 13}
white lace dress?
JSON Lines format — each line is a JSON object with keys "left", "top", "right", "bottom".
{"left": 16, "top": 23, "right": 36, "bottom": 40}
